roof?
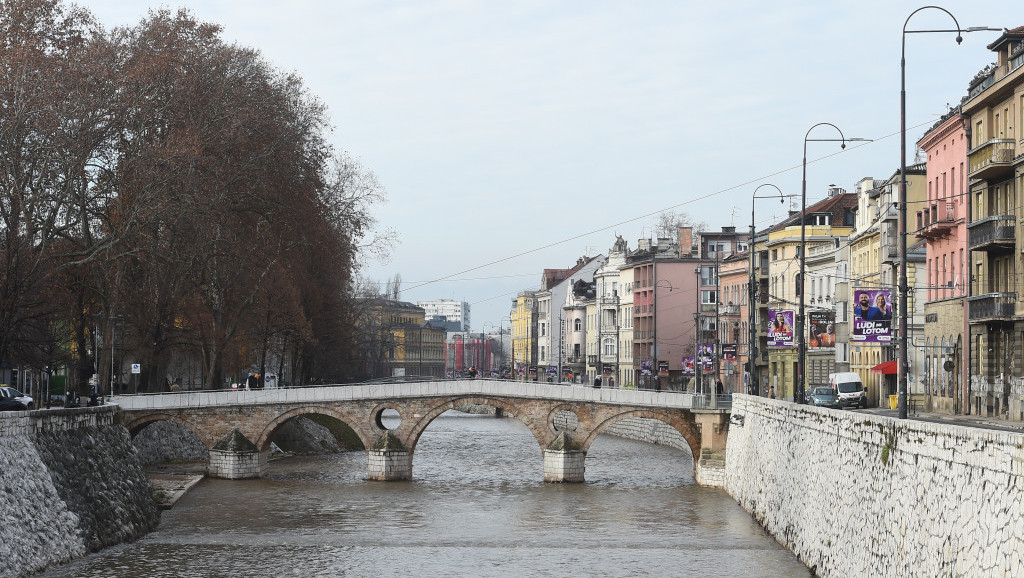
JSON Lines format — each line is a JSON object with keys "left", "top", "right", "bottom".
{"left": 768, "top": 192, "right": 858, "bottom": 233}
{"left": 987, "top": 26, "right": 1024, "bottom": 51}
{"left": 540, "top": 256, "right": 599, "bottom": 290}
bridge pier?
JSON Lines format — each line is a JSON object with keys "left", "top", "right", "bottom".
{"left": 208, "top": 430, "right": 268, "bottom": 479}
{"left": 543, "top": 432, "right": 585, "bottom": 483}
{"left": 543, "top": 449, "right": 586, "bottom": 483}
{"left": 367, "top": 431, "right": 413, "bottom": 481}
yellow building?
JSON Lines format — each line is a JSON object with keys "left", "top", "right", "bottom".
{"left": 847, "top": 167, "right": 927, "bottom": 407}
{"left": 961, "top": 27, "right": 1024, "bottom": 419}
{"left": 764, "top": 186, "right": 857, "bottom": 401}
{"left": 510, "top": 291, "right": 538, "bottom": 379}
{"left": 363, "top": 299, "right": 446, "bottom": 378}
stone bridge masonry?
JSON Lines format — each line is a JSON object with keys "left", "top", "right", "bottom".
{"left": 117, "top": 380, "right": 731, "bottom": 484}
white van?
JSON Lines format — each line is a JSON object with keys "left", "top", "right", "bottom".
{"left": 828, "top": 372, "right": 867, "bottom": 409}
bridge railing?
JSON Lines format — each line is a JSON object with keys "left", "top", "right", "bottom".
{"left": 112, "top": 379, "right": 730, "bottom": 412}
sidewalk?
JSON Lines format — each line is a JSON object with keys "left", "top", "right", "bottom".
{"left": 858, "top": 406, "right": 1024, "bottom": 434}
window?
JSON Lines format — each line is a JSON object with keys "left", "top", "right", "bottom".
{"left": 574, "top": 319, "right": 582, "bottom": 331}
{"left": 701, "top": 290, "right": 717, "bottom": 305}
{"left": 701, "top": 265, "right": 718, "bottom": 286}
{"left": 603, "top": 338, "right": 615, "bottom": 356}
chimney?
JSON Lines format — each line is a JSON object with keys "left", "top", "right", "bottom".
{"left": 678, "top": 227, "right": 693, "bottom": 256}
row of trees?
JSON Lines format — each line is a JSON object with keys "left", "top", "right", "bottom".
{"left": 1, "top": 1, "right": 390, "bottom": 392}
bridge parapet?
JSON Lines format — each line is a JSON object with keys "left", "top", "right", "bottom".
{"left": 113, "top": 379, "right": 718, "bottom": 411}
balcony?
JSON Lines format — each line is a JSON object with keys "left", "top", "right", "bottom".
{"left": 881, "top": 242, "right": 898, "bottom": 264}
{"left": 968, "top": 293, "right": 1017, "bottom": 322}
{"left": 968, "top": 139, "right": 1016, "bottom": 180}
{"left": 719, "top": 304, "right": 740, "bottom": 316}
{"left": 967, "top": 215, "right": 1016, "bottom": 253}
{"left": 916, "top": 201, "right": 958, "bottom": 239}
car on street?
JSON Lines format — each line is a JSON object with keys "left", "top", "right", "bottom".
{"left": 0, "top": 396, "right": 27, "bottom": 412}
{"left": 828, "top": 372, "right": 867, "bottom": 408}
{"left": 0, "top": 386, "right": 34, "bottom": 410}
{"left": 808, "top": 386, "right": 840, "bottom": 409}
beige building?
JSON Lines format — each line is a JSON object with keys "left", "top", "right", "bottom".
{"left": 961, "top": 27, "right": 1024, "bottom": 419}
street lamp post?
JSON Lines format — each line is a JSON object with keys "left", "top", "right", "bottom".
{"left": 800, "top": 124, "right": 868, "bottom": 404}
{"left": 750, "top": 184, "right": 791, "bottom": 396}
{"left": 898, "top": 7, "right": 997, "bottom": 419}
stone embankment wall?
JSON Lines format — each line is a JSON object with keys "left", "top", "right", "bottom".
{"left": 602, "top": 417, "right": 690, "bottom": 451}
{"left": 0, "top": 406, "right": 160, "bottom": 578}
{"left": 725, "top": 394, "right": 1024, "bottom": 578}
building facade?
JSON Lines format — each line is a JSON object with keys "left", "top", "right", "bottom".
{"left": 917, "top": 109, "right": 970, "bottom": 415}
{"left": 962, "top": 27, "right": 1024, "bottom": 419}
{"left": 510, "top": 291, "right": 538, "bottom": 379}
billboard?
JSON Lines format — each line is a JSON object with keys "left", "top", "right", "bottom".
{"left": 682, "top": 356, "right": 696, "bottom": 376}
{"left": 809, "top": 311, "right": 836, "bottom": 349}
{"left": 767, "top": 310, "right": 795, "bottom": 347}
{"left": 722, "top": 343, "right": 737, "bottom": 360}
{"left": 697, "top": 343, "right": 714, "bottom": 370}
{"left": 852, "top": 289, "right": 892, "bottom": 344}
{"left": 640, "top": 359, "right": 652, "bottom": 376}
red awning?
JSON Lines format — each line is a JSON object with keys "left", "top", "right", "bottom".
{"left": 870, "top": 360, "right": 898, "bottom": 375}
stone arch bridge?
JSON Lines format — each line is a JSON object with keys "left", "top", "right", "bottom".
{"left": 117, "top": 380, "right": 731, "bottom": 485}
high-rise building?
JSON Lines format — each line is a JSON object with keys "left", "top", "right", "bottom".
{"left": 417, "top": 299, "right": 470, "bottom": 332}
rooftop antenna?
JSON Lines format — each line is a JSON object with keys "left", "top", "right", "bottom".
{"left": 730, "top": 207, "right": 740, "bottom": 226}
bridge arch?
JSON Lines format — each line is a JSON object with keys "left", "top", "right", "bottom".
{"left": 124, "top": 412, "right": 210, "bottom": 450}
{"left": 254, "top": 405, "right": 375, "bottom": 452}
{"left": 581, "top": 409, "right": 702, "bottom": 459}
{"left": 403, "top": 396, "right": 550, "bottom": 455}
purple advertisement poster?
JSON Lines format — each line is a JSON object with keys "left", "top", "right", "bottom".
{"left": 767, "top": 310, "right": 795, "bottom": 347}
{"left": 852, "top": 289, "right": 892, "bottom": 344}
{"left": 682, "top": 356, "right": 696, "bottom": 376}
{"left": 697, "top": 344, "right": 714, "bottom": 370}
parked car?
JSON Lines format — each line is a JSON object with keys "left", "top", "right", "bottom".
{"left": 808, "top": 386, "right": 840, "bottom": 409}
{"left": 0, "top": 386, "right": 34, "bottom": 410}
{"left": 0, "top": 396, "right": 27, "bottom": 412}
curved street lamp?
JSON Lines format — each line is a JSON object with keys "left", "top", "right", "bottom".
{"left": 898, "top": 6, "right": 999, "bottom": 419}
{"left": 800, "top": 123, "right": 869, "bottom": 404}
{"left": 749, "top": 184, "right": 792, "bottom": 396}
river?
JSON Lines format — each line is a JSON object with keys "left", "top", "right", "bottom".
{"left": 40, "top": 411, "right": 808, "bottom": 577}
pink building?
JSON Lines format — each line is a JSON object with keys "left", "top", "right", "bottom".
{"left": 916, "top": 109, "right": 968, "bottom": 414}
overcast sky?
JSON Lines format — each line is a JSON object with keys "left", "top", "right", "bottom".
{"left": 82, "top": 0, "right": 1012, "bottom": 329}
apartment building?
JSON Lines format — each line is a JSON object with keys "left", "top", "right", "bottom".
{"left": 917, "top": 109, "right": 970, "bottom": 415}
{"left": 961, "top": 26, "right": 1024, "bottom": 419}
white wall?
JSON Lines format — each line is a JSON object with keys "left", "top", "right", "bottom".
{"left": 725, "top": 394, "right": 1024, "bottom": 577}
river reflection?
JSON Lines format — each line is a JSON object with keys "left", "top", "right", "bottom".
{"left": 40, "top": 411, "right": 807, "bottom": 577}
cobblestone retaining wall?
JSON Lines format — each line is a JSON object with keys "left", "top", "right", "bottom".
{"left": 725, "top": 394, "right": 1024, "bottom": 578}
{"left": 0, "top": 406, "right": 160, "bottom": 578}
